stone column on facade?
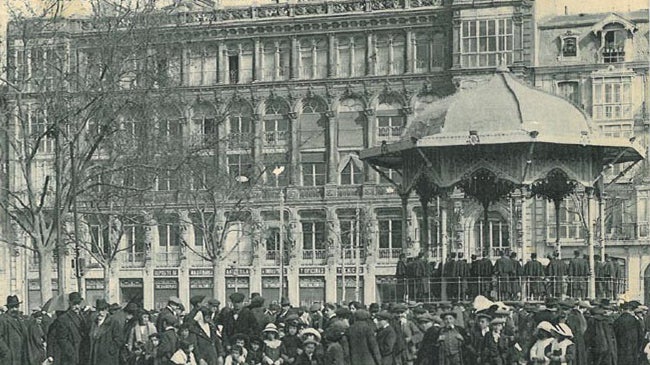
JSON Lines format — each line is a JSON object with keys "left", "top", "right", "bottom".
{"left": 405, "top": 28, "right": 414, "bottom": 73}
{"left": 249, "top": 209, "right": 263, "bottom": 296}
{"left": 177, "top": 210, "right": 191, "bottom": 304}
{"left": 143, "top": 212, "right": 156, "bottom": 309}
{"left": 291, "top": 36, "right": 299, "bottom": 80}
{"left": 254, "top": 38, "right": 262, "bottom": 82}
{"left": 218, "top": 43, "right": 227, "bottom": 84}
{"left": 289, "top": 112, "right": 300, "bottom": 185}
{"left": 366, "top": 32, "right": 375, "bottom": 76}
{"left": 252, "top": 112, "right": 263, "bottom": 173}
{"left": 399, "top": 191, "right": 412, "bottom": 256}
{"left": 326, "top": 112, "right": 338, "bottom": 185}
{"left": 286, "top": 208, "right": 301, "bottom": 304}
{"left": 328, "top": 33, "right": 336, "bottom": 77}
{"left": 451, "top": 15, "right": 462, "bottom": 68}
{"left": 325, "top": 207, "right": 340, "bottom": 303}
{"left": 363, "top": 205, "right": 378, "bottom": 304}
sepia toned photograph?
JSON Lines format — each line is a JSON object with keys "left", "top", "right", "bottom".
{"left": 0, "top": 0, "right": 648, "bottom": 364}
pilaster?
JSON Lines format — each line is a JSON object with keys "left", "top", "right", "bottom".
{"left": 291, "top": 36, "right": 299, "bottom": 80}
{"left": 289, "top": 113, "right": 300, "bottom": 185}
{"left": 405, "top": 28, "right": 414, "bottom": 73}
{"left": 326, "top": 113, "right": 338, "bottom": 184}
{"left": 253, "top": 38, "right": 262, "bottom": 81}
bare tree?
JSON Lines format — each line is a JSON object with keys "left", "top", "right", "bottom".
{"left": 0, "top": 0, "right": 180, "bottom": 303}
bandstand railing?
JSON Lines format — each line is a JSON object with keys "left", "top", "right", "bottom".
{"left": 376, "top": 276, "right": 627, "bottom": 304}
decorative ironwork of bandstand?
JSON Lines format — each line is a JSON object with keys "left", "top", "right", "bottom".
{"left": 360, "top": 70, "right": 645, "bottom": 299}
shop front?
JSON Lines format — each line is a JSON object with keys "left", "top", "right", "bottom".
{"left": 225, "top": 268, "right": 250, "bottom": 300}
{"left": 120, "top": 278, "right": 143, "bottom": 304}
{"left": 298, "top": 267, "right": 326, "bottom": 307}
{"left": 189, "top": 268, "right": 214, "bottom": 301}
{"left": 261, "top": 267, "right": 287, "bottom": 303}
{"left": 85, "top": 279, "right": 105, "bottom": 305}
{"left": 153, "top": 269, "right": 179, "bottom": 310}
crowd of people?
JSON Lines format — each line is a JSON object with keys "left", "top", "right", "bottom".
{"left": 1, "top": 287, "right": 650, "bottom": 365}
{"left": 395, "top": 250, "right": 624, "bottom": 302}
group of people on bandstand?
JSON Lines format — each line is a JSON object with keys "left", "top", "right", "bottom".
{"left": 395, "top": 250, "right": 624, "bottom": 302}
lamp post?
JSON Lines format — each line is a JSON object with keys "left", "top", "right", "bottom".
{"left": 272, "top": 166, "right": 286, "bottom": 302}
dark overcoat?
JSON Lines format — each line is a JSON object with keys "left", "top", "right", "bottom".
{"left": 614, "top": 312, "right": 643, "bottom": 365}
{"left": 0, "top": 312, "right": 26, "bottom": 365}
{"left": 88, "top": 316, "right": 122, "bottom": 365}
{"left": 190, "top": 321, "right": 220, "bottom": 365}
{"left": 376, "top": 325, "right": 397, "bottom": 365}
{"left": 346, "top": 320, "right": 381, "bottom": 365}
{"left": 48, "top": 309, "right": 85, "bottom": 365}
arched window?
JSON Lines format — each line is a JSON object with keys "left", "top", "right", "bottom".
{"left": 228, "top": 102, "right": 253, "bottom": 149}
{"left": 264, "top": 99, "right": 290, "bottom": 147}
{"left": 192, "top": 102, "right": 218, "bottom": 147}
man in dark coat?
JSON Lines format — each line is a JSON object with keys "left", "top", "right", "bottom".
{"left": 602, "top": 254, "right": 617, "bottom": 298}
{"left": 346, "top": 310, "right": 381, "bottom": 365}
{"left": 614, "top": 301, "right": 644, "bottom": 365}
{"left": 569, "top": 250, "right": 589, "bottom": 298}
{"left": 157, "top": 311, "right": 179, "bottom": 364}
{"left": 469, "top": 255, "right": 480, "bottom": 298}
{"left": 479, "top": 252, "right": 494, "bottom": 297}
{"left": 88, "top": 299, "right": 122, "bottom": 365}
{"left": 509, "top": 252, "right": 522, "bottom": 300}
{"left": 48, "top": 292, "right": 86, "bottom": 365}
{"left": 444, "top": 253, "right": 457, "bottom": 300}
{"left": 395, "top": 254, "right": 407, "bottom": 302}
{"left": 546, "top": 252, "right": 567, "bottom": 297}
{"left": 156, "top": 296, "right": 181, "bottom": 333}
{"left": 375, "top": 311, "right": 397, "bottom": 365}
{"left": 415, "top": 315, "right": 441, "bottom": 365}
{"left": 222, "top": 292, "right": 259, "bottom": 342}
{"left": 190, "top": 307, "right": 221, "bottom": 365}
{"left": 523, "top": 253, "right": 545, "bottom": 300}
{"left": 494, "top": 250, "right": 513, "bottom": 300}
{"left": 566, "top": 302, "right": 588, "bottom": 365}
{"left": 457, "top": 253, "right": 470, "bottom": 301}
{"left": 0, "top": 295, "right": 26, "bottom": 365}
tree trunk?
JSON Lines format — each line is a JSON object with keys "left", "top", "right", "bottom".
{"left": 104, "top": 264, "right": 116, "bottom": 303}
{"left": 39, "top": 249, "right": 54, "bottom": 305}
{"left": 212, "top": 259, "right": 225, "bottom": 302}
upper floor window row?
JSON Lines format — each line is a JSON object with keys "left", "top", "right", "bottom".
{"left": 12, "top": 31, "right": 445, "bottom": 89}
{"left": 460, "top": 18, "right": 514, "bottom": 68}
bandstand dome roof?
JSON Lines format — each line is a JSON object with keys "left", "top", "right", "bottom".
{"left": 361, "top": 70, "right": 645, "bottom": 173}
{"left": 442, "top": 71, "right": 591, "bottom": 137}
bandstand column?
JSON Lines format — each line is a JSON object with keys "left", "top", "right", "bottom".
{"left": 440, "top": 198, "right": 449, "bottom": 301}
{"left": 400, "top": 191, "right": 411, "bottom": 255}
{"left": 587, "top": 188, "right": 596, "bottom": 298}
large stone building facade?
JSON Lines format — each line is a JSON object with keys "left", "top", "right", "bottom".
{"left": 1, "top": 0, "right": 648, "bottom": 309}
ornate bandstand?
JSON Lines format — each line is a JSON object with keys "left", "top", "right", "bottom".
{"left": 360, "top": 69, "right": 645, "bottom": 297}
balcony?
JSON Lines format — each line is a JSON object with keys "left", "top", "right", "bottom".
{"left": 378, "top": 248, "right": 402, "bottom": 261}
{"left": 155, "top": 252, "right": 181, "bottom": 267}
{"left": 123, "top": 252, "right": 146, "bottom": 268}
{"left": 302, "top": 249, "right": 327, "bottom": 264}
{"left": 264, "top": 131, "right": 289, "bottom": 147}
{"left": 228, "top": 132, "right": 253, "bottom": 149}
{"left": 341, "top": 247, "right": 366, "bottom": 264}
{"left": 378, "top": 126, "right": 404, "bottom": 139}
{"left": 296, "top": 186, "right": 325, "bottom": 200}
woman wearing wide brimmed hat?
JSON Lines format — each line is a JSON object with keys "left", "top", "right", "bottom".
{"left": 529, "top": 321, "right": 555, "bottom": 365}
{"left": 262, "top": 323, "right": 283, "bottom": 364}
{"left": 546, "top": 323, "right": 575, "bottom": 365}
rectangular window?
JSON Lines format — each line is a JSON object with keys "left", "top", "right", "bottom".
{"left": 557, "top": 81, "right": 580, "bottom": 106}
{"left": 301, "top": 152, "right": 326, "bottom": 186}
{"left": 379, "top": 167, "right": 402, "bottom": 185}
{"left": 227, "top": 153, "right": 252, "bottom": 179}
{"left": 547, "top": 199, "right": 583, "bottom": 241}
{"left": 157, "top": 119, "right": 183, "bottom": 142}
{"left": 187, "top": 48, "right": 217, "bottom": 86}
{"left": 156, "top": 170, "right": 179, "bottom": 191}
{"left": 562, "top": 37, "right": 577, "bottom": 58}
{"left": 90, "top": 224, "right": 111, "bottom": 256}
{"left": 125, "top": 225, "right": 146, "bottom": 255}
{"left": 262, "top": 42, "right": 290, "bottom": 81}
{"left": 264, "top": 119, "right": 290, "bottom": 147}
{"left": 602, "top": 30, "right": 626, "bottom": 63}
{"left": 302, "top": 221, "right": 326, "bottom": 250}
{"left": 29, "top": 109, "right": 55, "bottom": 154}
{"left": 592, "top": 76, "right": 632, "bottom": 121}
{"left": 415, "top": 33, "right": 432, "bottom": 73}
{"left": 158, "top": 223, "right": 180, "bottom": 247}
{"left": 377, "top": 115, "right": 405, "bottom": 138}
{"left": 461, "top": 18, "right": 513, "bottom": 68}
{"left": 378, "top": 218, "right": 402, "bottom": 249}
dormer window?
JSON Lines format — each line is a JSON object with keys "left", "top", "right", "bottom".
{"left": 561, "top": 36, "right": 577, "bottom": 58}
{"left": 602, "top": 28, "right": 626, "bottom": 63}
{"left": 590, "top": 14, "right": 637, "bottom": 64}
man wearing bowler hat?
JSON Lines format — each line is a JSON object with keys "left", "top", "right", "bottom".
{"left": 0, "top": 295, "right": 26, "bottom": 365}
{"left": 48, "top": 292, "right": 86, "bottom": 365}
